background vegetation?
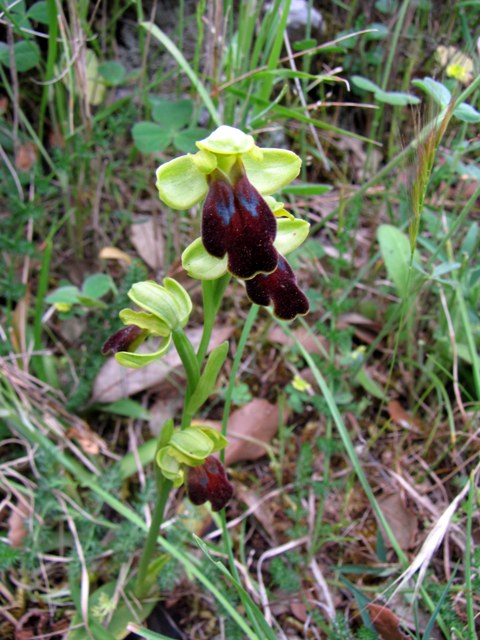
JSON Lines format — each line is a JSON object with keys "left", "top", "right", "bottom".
{"left": 1, "top": 0, "right": 479, "bottom": 638}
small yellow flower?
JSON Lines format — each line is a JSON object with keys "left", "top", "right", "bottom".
{"left": 292, "top": 374, "right": 312, "bottom": 393}
{"left": 436, "top": 45, "right": 473, "bottom": 85}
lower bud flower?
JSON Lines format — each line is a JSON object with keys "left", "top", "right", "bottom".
{"left": 186, "top": 455, "right": 234, "bottom": 512}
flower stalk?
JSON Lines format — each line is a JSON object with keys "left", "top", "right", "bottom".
{"left": 102, "top": 125, "right": 311, "bottom": 604}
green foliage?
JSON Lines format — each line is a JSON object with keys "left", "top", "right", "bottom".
{"left": 132, "top": 98, "right": 210, "bottom": 154}
{"left": 269, "top": 555, "right": 302, "bottom": 593}
{"left": 0, "top": 541, "right": 21, "bottom": 571}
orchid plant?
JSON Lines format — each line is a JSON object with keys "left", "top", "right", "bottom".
{"left": 102, "top": 125, "right": 310, "bottom": 598}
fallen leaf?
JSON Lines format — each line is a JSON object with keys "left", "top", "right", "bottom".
{"left": 366, "top": 603, "right": 410, "bottom": 640}
{"left": 92, "top": 326, "right": 233, "bottom": 403}
{"left": 99, "top": 246, "right": 133, "bottom": 265}
{"left": 377, "top": 493, "right": 418, "bottom": 550}
{"left": 8, "top": 498, "right": 30, "bottom": 548}
{"left": 15, "top": 142, "right": 37, "bottom": 171}
{"left": 196, "top": 398, "right": 285, "bottom": 465}
{"left": 66, "top": 424, "right": 107, "bottom": 455}
{"left": 149, "top": 394, "right": 184, "bottom": 436}
{"left": 387, "top": 400, "right": 424, "bottom": 433}
{"left": 267, "top": 326, "right": 327, "bottom": 354}
{"left": 235, "top": 487, "right": 277, "bottom": 538}
{"left": 130, "top": 215, "right": 165, "bottom": 270}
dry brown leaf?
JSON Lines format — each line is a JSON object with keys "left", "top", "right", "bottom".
{"left": 8, "top": 499, "right": 30, "bottom": 548}
{"left": 15, "top": 142, "right": 37, "bottom": 171}
{"left": 66, "top": 424, "right": 107, "bottom": 455}
{"left": 99, "top": 246, "right": 133, "bottom": 265}
{"left": 149, "top": 394, "right": 184, "bottom": 436}
{"left": 377, "top": 493, "right": 418, "bottom": 550}
{"left": 130, "top": 215, "right": 165, "bottom": 270}
{"left": 197, "top": 399, "right": 284, "bottom": 465}
{"left": 366, "top": 603, "right": 410, "bottom": 640}
{"left": 387, "top": 400, "right": 424, "bottom": 433}
{"left": 267, "top": 325, "right": 327, "bottom": 354}
{"left": 235, "top": 487, "right": 277, "bottom": 538}
{"left": 92, "top": 326, "right": 233, "bottom": 403}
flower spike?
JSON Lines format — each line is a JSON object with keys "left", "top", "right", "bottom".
{"left": 202, "top": 162, "right": 278, "bottom": 279}
{"left": 245, "top": 255, "right": 309, "bottom": 321}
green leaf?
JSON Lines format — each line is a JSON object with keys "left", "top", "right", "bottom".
{"left": 45, "top": 285, "right": 80, "bottom": 305}
{"left": 173, "top": 127, "right": 210, "bottom": 153}
{"left": 0, "top": 40, "right": 40, "bottom": 72}
{"left": 453, "top": 102, "right": 480, "bottom": 123}
{"left": 281, "top": 183, "right": 332, "bottom": 196}
{"left": 187, "top": 341, "right": 229, "bottom": 414}
{"left": 98, "top": 61, "right": 126, "bottom": 86}
{"left": 132, "top": 122, "right": 172, "bottom": 153}
{"left": 82, "top": 273, "right": 116, "bottom": 299}
{"left": 151, "top": 99, "right": 193, "bottom": 131}
{"left": 351, "top": 75, "right": 380, "bottom": 93}
{"left": 27, "top": 1, "right": 49, "bottom": 24}
{"left": 68, "top": 581, "right": 156, "bottom": 640}
{"left": 355, "top": 368, "right": 387, "bottom": 400}
{"left": 364, "top": 22, "right": 389, "bottom": 38}
{"left": 98, "top": 399, "right": 151, "bottom": 420}
{"left": 374, "top": 89, "right": 420, "bottom": 106}
{"left": 412, "top": 77, "right": 451, "bottom": 107}
{"left": 377, "top": 224, "right": 414, "bottom": 298}
{"left": 75, "top": 295, "right": 108, "bottom": 308}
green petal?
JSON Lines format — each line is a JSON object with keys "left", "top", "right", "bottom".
{"left": 156, "top": 446, "right": 184, "bottom": 486}
{"left": 274, "top": 218, "right": 310, "bottom": 255}
{"left": 163, "top": 277, "right": 193, "bottom": 326}
{"left": 196, "top": 125, "right": 255, "bottom": 155}
{"left": 114, "top": 335, "right": 172, "bottom": 368}
{"left": 243, "top": 148, "right": 301, "bottom": 194}
{"left": 170, "top": 427, "right": 214, "bottom": 462}
{"left": 191, "top": 148, "right": 217, "bottom": 174}
{"left": 182, "top": 237, "right": 228, "bottom": 280}
{"left": 128, "top": 280, "right": 191, "bottom": 331}
{"left": 119, "top": 309, "right": 171, "bottom": 336}
{"left": 196, "top": 425, "right": 228, "bottom": 453}
{"left": 156, "top": 155, "right": 208, "bottom": 209}
{"left": 264, "top": 195, "right": 294, "bottom": 219}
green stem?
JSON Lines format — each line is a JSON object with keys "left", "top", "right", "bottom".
{"left": 196, "top": 275, "right": 230, "bottom": 364}
{"left": 220, "top": 304, "right": 259, "bottom": 442}
{"left": 172, "top": 328, "right": 200, "bottom": 396}
{"left": 134, "top": 472, "right": 172, "bottom": 599}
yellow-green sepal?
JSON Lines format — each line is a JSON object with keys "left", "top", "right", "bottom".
{"left": 119, "top": 309, "right": 171, "bottom": 336}
{"left": 156, "top": 154, "right": 209, "bottom": 209}
{"left": 114, "top": 335, "right": 172, "bottom": 368}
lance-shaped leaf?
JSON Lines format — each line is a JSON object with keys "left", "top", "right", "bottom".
{"left": 246, "top": 255, "right": 309, "bottom": 321}
{"left": 202, "top": 166, "right": 278, "bottom": 279}
{"left": 187, "top": 341, "right": 229, "bottom": 415}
